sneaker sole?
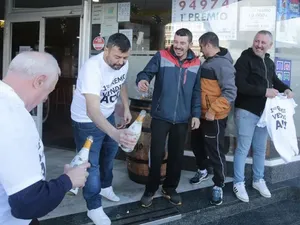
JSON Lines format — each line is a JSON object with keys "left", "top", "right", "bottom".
{"left": 210, "top": 200, "right": 223, "bottom": 206}
{"left": 100, "top": 194, "right": 120, "bottom": 202}
{"left": 161, "top": 191, "right": 182, "bottom": 206}
{"left": 234, "top": 192, "right": 249, "bottom": 203}
{"left": 141, "top": 201, "right": 152, "bottom": 208}
{"left": 252, "top": 186, "right": 271, "bottom": 198}
{"left": 190, "top": 176, "right": 209, "bottom": 185}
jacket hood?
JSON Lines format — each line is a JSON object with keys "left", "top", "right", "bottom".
{"left": 241, "top": 47, "right": 270, "bottom": 59}
{"left": 205, "top": 47, "right": 233, "bottom": 65}
{"left": 215, "top": 47, "right": 233, "bottom": 64}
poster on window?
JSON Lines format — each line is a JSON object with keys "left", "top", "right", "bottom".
{"left": 101, "top": 3, "right": 118, "bottom": 37}
{"left": 277, "top": 0, "right": 300, "bottom": 21}
{"left": 92, "top": 3, "right": 103, "bottom": 24}
{"left": 119, "top": 29, "right": 133, "bottom": 46}
{"left": 239, "top": 6, "right": 276, "bottom": 31}
{"left": 276, "top": 0, "right": 299, "bottom": 44}
{"left": 275, "top": 57, "right": 292, "bottom": 87}
{"left": 103, "top": 3, "right": 118, "bottom": 24}
{"left": 171, "top": 0, "right": 238, "bottom": 40}
{"left": 118, "top": 2, "right": 131, "bottom": 22}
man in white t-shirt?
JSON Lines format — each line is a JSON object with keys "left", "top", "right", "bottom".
{"left": 0, "top": 51, "right": 90, "bottom": 225}
{"left": 71, "top": 33, "right": 135, "bottom": 225}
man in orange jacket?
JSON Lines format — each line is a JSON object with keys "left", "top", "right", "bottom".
{"left": 190, "top": 32, "right": 237, "bottom": 205}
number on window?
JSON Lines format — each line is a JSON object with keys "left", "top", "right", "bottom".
{"left": 222, "top": 0, "right": 229, "bottom": 7}
{"left": 200, "top": 0, "right": 207, "bottom": 9}
{"left": 179, "top": 0, "right": 186, "bottom": 10}
{"left": 211, "top": 0, "right": 218, "bottom": 8}
{"left": 189, "top": 0, "right": 196, "bottom": 9}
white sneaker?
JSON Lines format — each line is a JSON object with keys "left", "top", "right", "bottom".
{"left": 87, "top": 207, "right": 111, "bottom": 225}
{"left": 252, "top": 179, "right": 271, "bottom": 198}
{"left": 233, "top": 182, "right": 249, "bottom": 202}
{"left": 100, "top": 186, "right": 120, "bottom": 202}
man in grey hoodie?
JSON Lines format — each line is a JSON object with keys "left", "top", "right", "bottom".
{"left": 190, "top": 32, "right": 237, "bottom": 205}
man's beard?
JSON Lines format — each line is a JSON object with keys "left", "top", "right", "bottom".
{"left": 110, "top": 63, "right": 124, "bottom": 70}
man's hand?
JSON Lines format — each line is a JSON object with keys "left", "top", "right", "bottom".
{"left": 116, "top": 108, "right": 132, "bottom": 129}
{"left": 205, "top": 111, "right": 215, "bottom": 121}
{"left": 112, "top": 129, "right": 137, "bottom": 149}
{"left": 265, "top": 88, "right": 279, "bottom": 98}
{"left": 284, "top": 89, "right": 294, "bottom": 99}
{"left": 138, "top": 80, "right": 149, "bottom": 92}
{"left": 123, "top": 108, "right": 132, "bottom": 125}
{"left": 64, "top": 162, "right": 90, "bottom": 189}
{"left": 191, "top": 117, "right": 200, "bottom": 130}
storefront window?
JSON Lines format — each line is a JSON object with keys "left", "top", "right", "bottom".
{"left": 14, "top": 0, "right": 82, "bottom": 8}
{"left": 91, "top": 0, "right": 300, "bottom": 153}
{"left": 275, "top": 0, "right": 300, "bottom": 137}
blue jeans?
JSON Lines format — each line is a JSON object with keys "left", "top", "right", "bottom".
{"left": 72, "top": 114, "right": 118, "bottom": 210}
{"left": 233, "top": 108, "right": 268, "bottom": 184}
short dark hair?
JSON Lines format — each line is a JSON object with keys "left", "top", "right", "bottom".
{"left": 175, "top": 28, "right": 193, "bottom": 43}
{"left": 106, "top": 33, "right": 131, "bottom": 53}
{"left": 199, "top": 32, "right": 219, "bottom": 48}
{"left": 256, "top": 30, "right": 273, "bottom": 42}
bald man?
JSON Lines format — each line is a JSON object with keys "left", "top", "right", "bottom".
{"left": 0, "top": 51, "right": 90, "bottom": 225}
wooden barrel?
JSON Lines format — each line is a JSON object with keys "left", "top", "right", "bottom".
{"left": 126, "top": 98, "right": 168, "bottom": 184}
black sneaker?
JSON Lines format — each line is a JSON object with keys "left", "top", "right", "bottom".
{"left": 161, "top": 188, "right": 182, "bottom": 206}
{"left": 190, "top": 169, "right": 209, "bottom": 184}
{"left": 140, "top": 191, "right": 154, "bottom": 208}
{"left": 210, "top": 186, "right": 223, "bottom": 205}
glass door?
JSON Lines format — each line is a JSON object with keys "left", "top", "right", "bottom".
{"left": 3, "top": 18, "right": 45, "bottom": 137}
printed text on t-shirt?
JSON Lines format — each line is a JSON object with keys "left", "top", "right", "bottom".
{"left": 270, "top": 106, "right": 287, "bottom": 130}
{"left": 100, "top": 74, "right": 126, "bottom": 104}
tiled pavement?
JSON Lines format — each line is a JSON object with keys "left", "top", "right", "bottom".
{"left": 41, "top": 147, "right": 233, "bottom": 221}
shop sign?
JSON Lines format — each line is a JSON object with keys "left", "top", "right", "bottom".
{"left": 93, "top": 36, "right": 105, "bottom": 51}
{"left": 239, "top": 6, "right": 276, "bottom": 31}
{"left": 171, "top": 0, "right": 238, "bottom": 40}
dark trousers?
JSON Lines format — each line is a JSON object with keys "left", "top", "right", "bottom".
{"left": 29, "top": 219, "right": 40, "bottom": 225}
{"left": 146, "top": 118, "right": 188, "bottom": 193}
{"left": 191, "top": 127, "right": 209, "bottom": 170}
{"left": 191, "top": 118, "right": 228, "bottom": 187}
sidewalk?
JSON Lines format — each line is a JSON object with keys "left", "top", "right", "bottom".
{"left": 41, "top": 147, "right": 233, "bottom": 221}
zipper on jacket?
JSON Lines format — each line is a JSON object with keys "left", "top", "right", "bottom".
{"left": 173, "top": 67, "right": 182, "bottom": 123}
{"left": 262, "top": 59, "right": 269, "bottom": 88}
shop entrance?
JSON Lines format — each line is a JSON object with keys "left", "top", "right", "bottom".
{"left": 2, "top": 3, "right": 87, "bottom": 148}
{"left": 42, "top": 17, "right": 80, "bottom": 150}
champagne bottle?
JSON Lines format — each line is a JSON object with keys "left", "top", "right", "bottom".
{"left": 68, "top": 136, "right": 93, "bottom": 195}
{"left": 120, "top": 110, "right": 146, "bottom": 153}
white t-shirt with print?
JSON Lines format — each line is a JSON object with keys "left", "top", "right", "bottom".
{"left": 257, "top": 94, "right": 299, "bottom": 163}
{"left": 71, "top": 52, "right": 128, "bottom": 122}
{"left": 0, "top": 81, "right": 46, "bottom": 225}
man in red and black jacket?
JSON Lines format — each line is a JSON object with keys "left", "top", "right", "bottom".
{"left": 136, "top": 28, "right": 201, "bottom": 208}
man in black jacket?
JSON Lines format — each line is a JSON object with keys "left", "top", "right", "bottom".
{"left": 233, "top": 30, "right": 294, "bottom": 203}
